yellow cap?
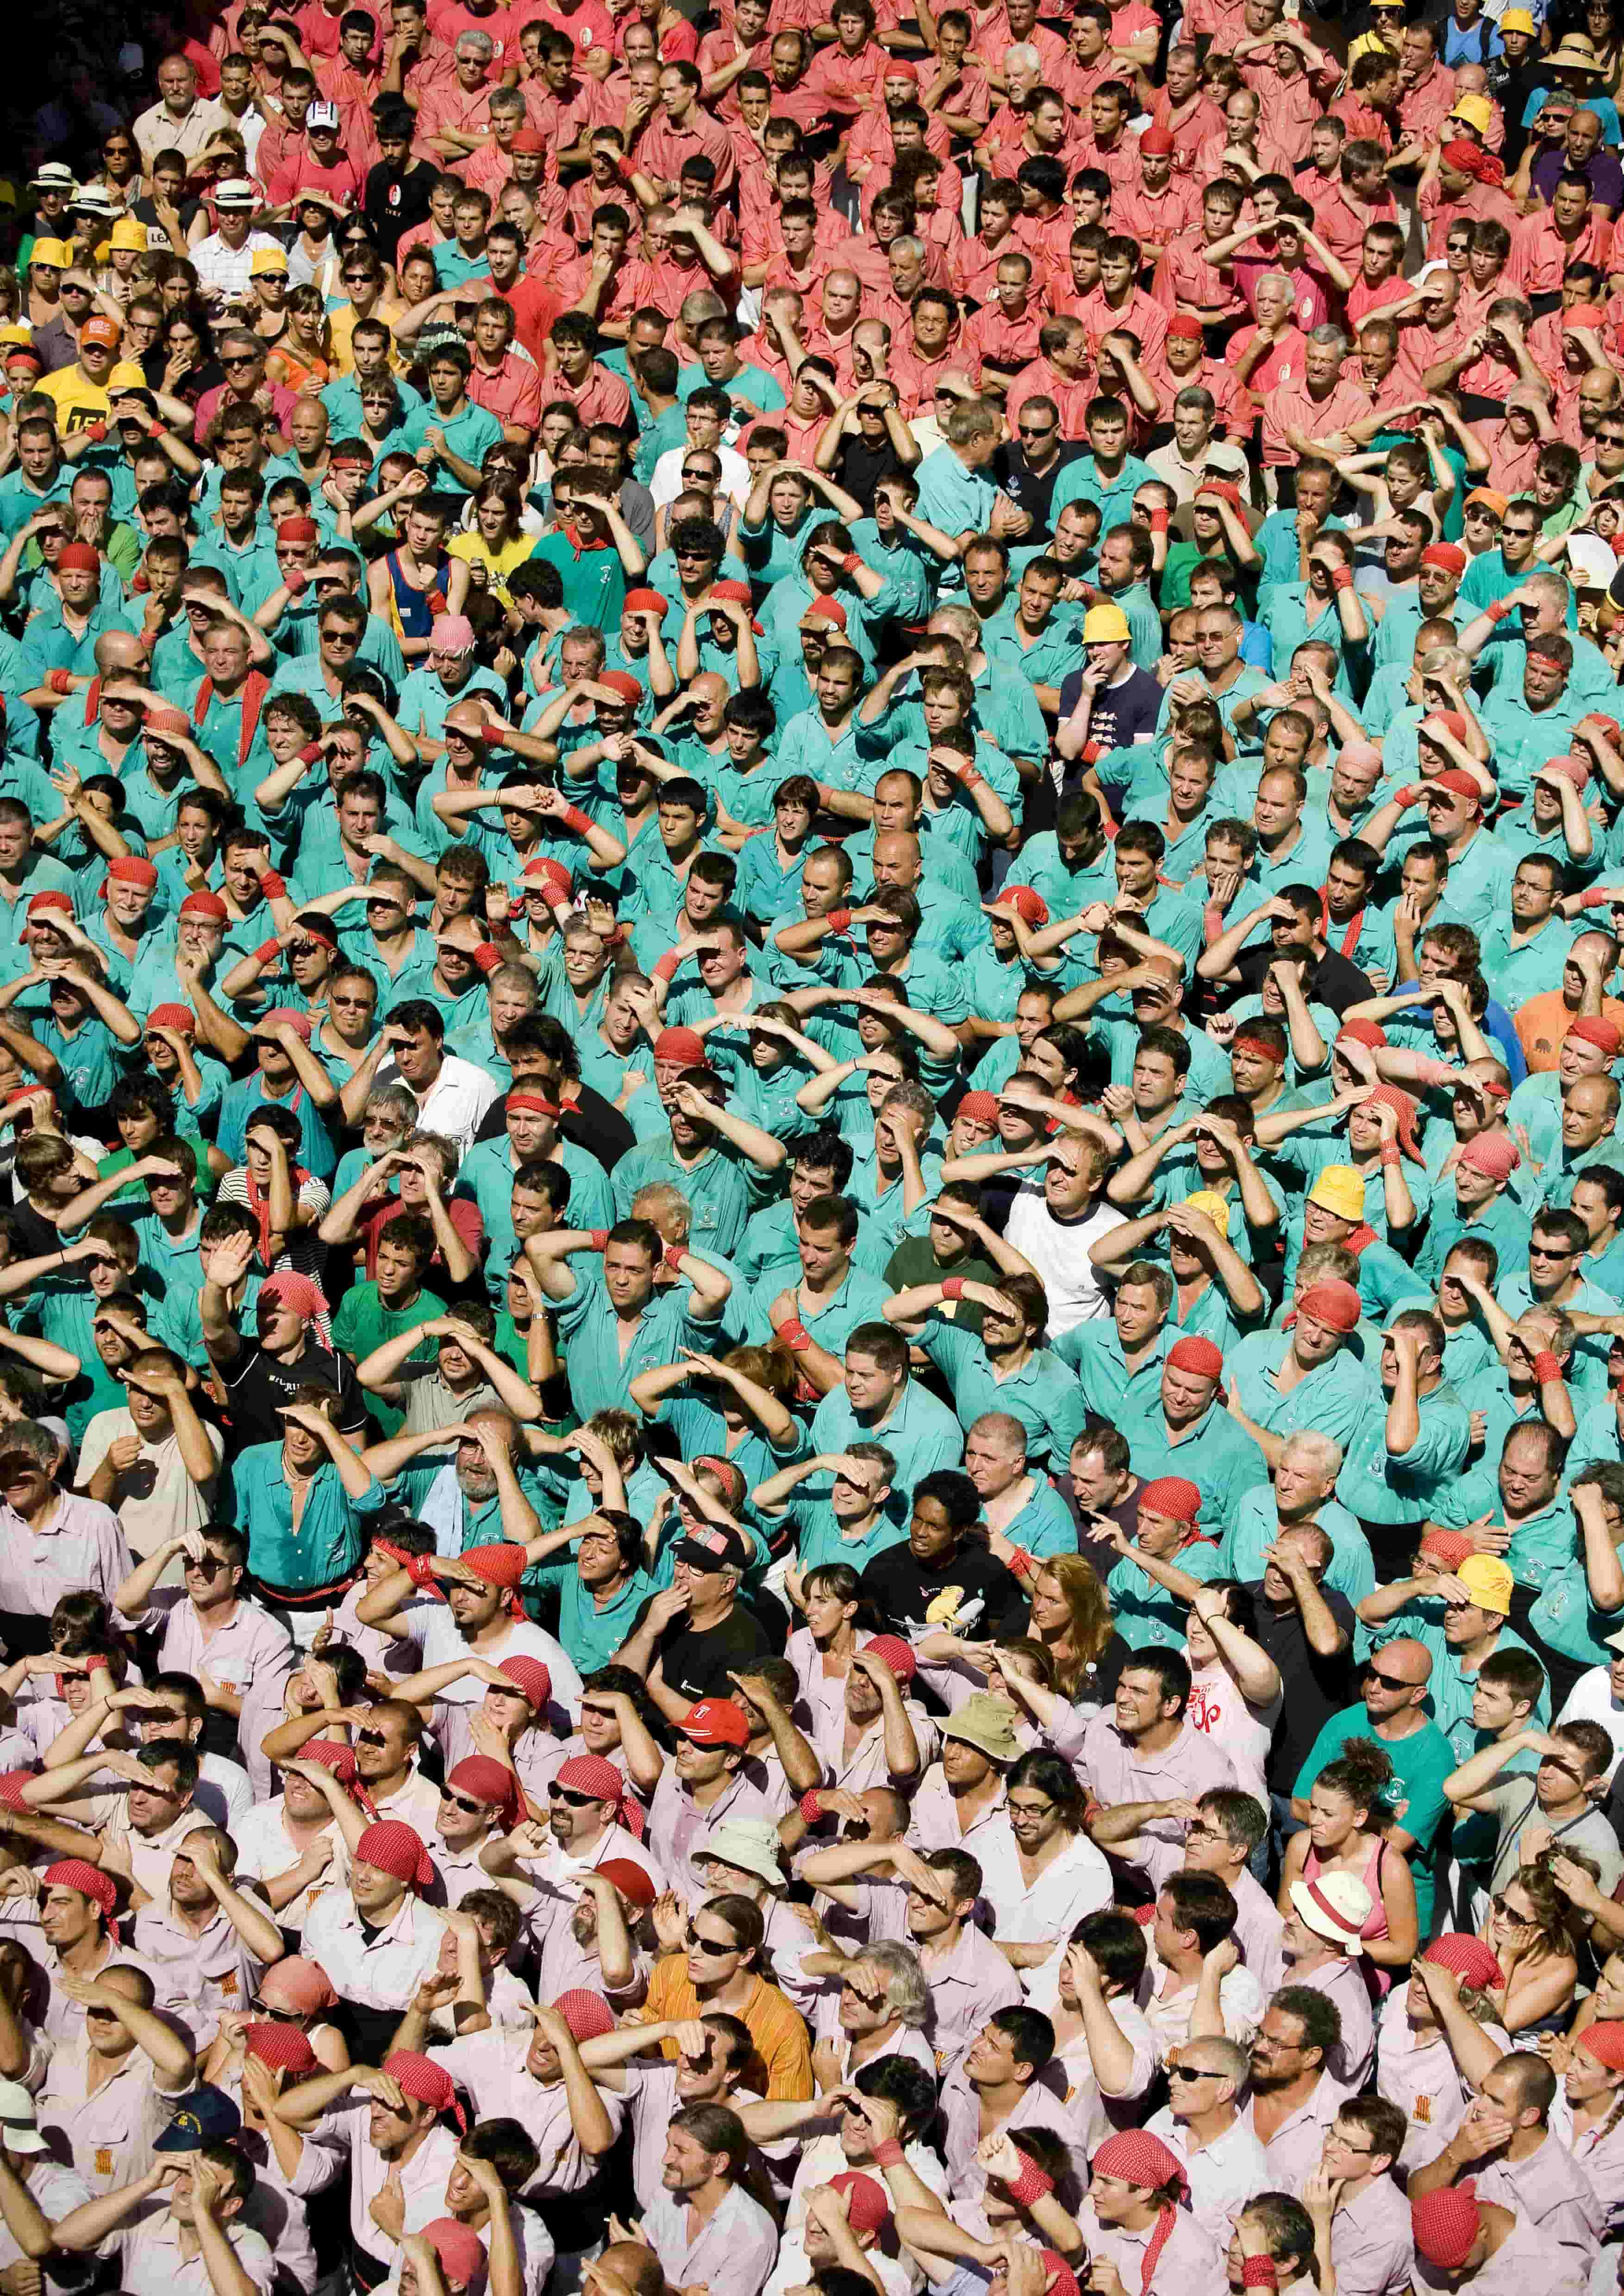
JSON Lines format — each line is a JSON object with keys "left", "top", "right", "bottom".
{"left": 1308, "top": 1163, "right": 1368, "bottom": 1223}
{"left": 0, "top": 325, "right": 30, "bottom": 348}
{"left": 28, "top": 238, "right": 72, "bottom": 269}
{"left": 110, "top": 218, "right": 148, "bottom": 253}
{"left": 1182, "top": 1190, "right": 1232, "bottom": 1238}
{"left": 1500, "top": 8, "right": 1536, "bottom": 29}
{"left": 1449, "top": 92, "right": 1494, "bottom": 132}
{"left": 250, "top": 246, "right": 289, "bottom": 277}
{"left": 1457, "top": 1555, "right": 1514, "bottom": 1616}
{"left": 1082, "top": 601, "right": 1131, "bottom": 643}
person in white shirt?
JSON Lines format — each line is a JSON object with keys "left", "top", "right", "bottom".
{"left": 373, "top": 1004, "right": 501, "bottom": 1159}
{"left": 1002, "top": 1137, "right": 1124, "bottom": 1332}
{"left": 1555, "top": 1631, "right": 1624, "bottom": 1780}
{"left": 187, "top": 182, "right": 287, "bottom": 311}
{"left": 1144, "top": 2037, "right": 1268, "bottom": 2242}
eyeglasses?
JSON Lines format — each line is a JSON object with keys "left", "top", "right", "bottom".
{"left": 1168, "top": 2064, "right": 1218, "bottom": 2083}
{"left": 356, "top": 1727, "right": 389, "bottom": 1748}
{"left": 1365, "top": 1666, "right": 1416, "bottom": 1689}
{"left": 440, "top": 1789, "right": 487, "bottom": 1815}
{"left": 1490, "top": 1895, "right": 1536, "bottom": 1923}
{"left": 184, "top": 1552, "right": 225, "bottom": 1576}
{"left": 223, "top": 354, "right": 259, "bottom": 368}
{"left": 691, "top": 1932, "right": 738, "bottom": 1956}
{"left": 547, "top": 1784, "right": 596, "bottom": 1805}
{"left": 1018, "top": 422, "right": 1056, "bottom": 438}
{"left": 330, "top": 992, "right": 374, "bottom": 1007}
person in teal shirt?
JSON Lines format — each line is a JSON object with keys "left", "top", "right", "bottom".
{"left": 531, "top": 1222, "right": 734, "bottom": 1423}
{"left": 911, "top": 405, "right": 1006, "bottom": 590}
{"left": 1051, "top": 398, "right": 1155, "bottom": 536}
{"left": 524, "top": 470, "right": 645, "bottom": 633}
{"left": 1292, "top": 1665, "right": 1456, "bottom": 1931}
{"left": 231, "top": 1406, "right": 389, "bottom": 1598}
{"left": 398, "top": 344, "right": 503, "bottom": 499}
{"left": 1336, "top": 1311, "right": 1472, "bottom": 1543}
{"left": 887, "top": 1274, "right": 1087, "bottom": 1475}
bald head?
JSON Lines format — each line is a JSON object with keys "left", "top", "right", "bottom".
{"left": 1373, "top": 1637, "right": 1432, "bottom": 1687}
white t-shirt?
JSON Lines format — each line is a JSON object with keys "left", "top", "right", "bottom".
{"left": 1556, "top": 1667, "right": 1624, "bottom": 1780}
{"left": 75, "top": 1408, "right": 224, "bottom": 1559}
{"left": 1003, "top": 1187, "right": 1125, "bottom": 1333}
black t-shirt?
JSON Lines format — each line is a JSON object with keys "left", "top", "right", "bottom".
{"left": 1227, "top": 943, "right": 1376, "bottom": 1018}
{"left": 859, "top": 1537, "right": 1029, "bottom": 1641}
{"left": 222, "top": 1339, "right": 369, "bottom": 1452}
{"left": 993, "top": 441, "right": 1086, "bottom": 541}
{"left": 1247, "top": 1580, "right": 1356, "bottom": 1792}
{"left": 471, "top": 1079, "right": 632, "bottom": 1172}
{"left": 364, "top": 158, "right": 439, "bottom": 261}
{"left": 832, "top": 435, "right": 910, "bottom": 518}
{"left": 631, "top": 1598, "right": 775, "bottom": 1704}
{"left": 1056, "top": 664, "right": 1165, "bottom": 754}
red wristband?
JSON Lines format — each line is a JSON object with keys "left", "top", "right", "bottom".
{"left": 1080, "top": 740, "right": 1102, "bottom": 766}
{"left": 1008, "top": 1546, "right": 1036, "bottom": 1580}
{"left": 148, "top": 421, "right": 165, "bottom": 440}
{"left": 1416, "top": 1057, "right": 1457, "bottom": 1088}
{"left": 587, "top": 1229, "right": 609, "bottom": 1251}
{"left": 871, "top": 2139, "right": 905, "bottom": 2168}
{"left": 653, "top": 950, "right": 681, "bottom": 983}
{"left": 1379, "top": 1143, "right": 1400, "bottom": 1167}
{"left": 47, "top": 670, "right": 73, "bottom": 695}
{"left": 285, "top": 568, "right": 308, "bottom": 595}
{"left": 1532, "top": 1350, "right": 1564, "bottom": 1385}
{"left": 473, "top": 942, "right": 501, "bottom": 974}
{"left": 1331, "top": 566, "right": 1353, "bottom": 593}
{"left": 778, "top": 1316, "right": 813, "bottom": 1352}
{"left": 560, "top": 804, "right": 592, "bottom": 834}
{"left": 427, "top": 588, "right": 447, "bottom": 616}
{"left": 826, "top": 906, "right": 852, "bottom": 936}
{"left": 600, "top": 924, "right": 625, "bottom": 948}
{"left": 85, "top": 420, "right": 108, "bottom": 443}
{"left": 1485, "top": 597, "right": 1511, "bottom": 623}
{"left": 841, "top": 552, "right": 861, "bottom": 573}
{"left": 1396, "top": 782, "right": 1424, "bottom": 807}
{"left": 1004, "top": 2157, "right": 1054, "bottom": 2205}
{"left": 298, "top": 742, "right": 323, "bottom": 765}
{"left": 254, "top": 938, "right": 281, "bottom": 966}
{"left": 1242, "top": 2264, "right": 1279, "bottom": 2290}
{"left": 958, "top": 763, "right": 986, "bottom": 790}
{"left": 799, "top": 1788, "right": 824, "bottom": 1823}
{"left": 1149, "top": 506, "right": 1169, "bottom": 532}
{"left": 480, "top": 726, "right": 505, "bottom": 748}
{"left": 259, "top": 870, "right": 286, "bottom": 899}
{"left": 662, "top": 1245, "right": 685, "bottom": 1273}
{"left": 941, "top": 1276, "right": 965, "bottom": 1300}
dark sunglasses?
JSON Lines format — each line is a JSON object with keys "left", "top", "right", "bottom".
{"left": 1168, "top": 2064, "right": 1217, "bottom": 2083}
{"left": 440, "top": 1789, "right": 487, "bottom": 1815}
{"left": 356, "top": 1727, "right": 388, "bottom": 1747}
{"left": 691, "top": 1933, "right": 738, "bottom": 1956}
{"left": 548, "top": 1784, "right": 595, "bottom": 1806}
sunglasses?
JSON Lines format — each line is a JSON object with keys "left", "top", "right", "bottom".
{"left": 691, "top": 1933, "right": 738, "bottom": 1956}
{"left": 1365, "top": 1667, "right": 1415, "bottom": 1689}
{"left": 440, "top": 1790, "right": 487, "bottom": 1815}
{"left": 223, "top": 355, "right": 259, "bottom": 368}
{"left": 1168, "top": 2064, "right": 1218, "bottom": 2082}
{"left": 548, "top": 1784, "right": 596, "bottom": 1805}
{"left": 250, "top": 1999, "right": 304, "bottom": 2022}
{"left": 356, "top": 1727, "right": 388, "bottom": 1747}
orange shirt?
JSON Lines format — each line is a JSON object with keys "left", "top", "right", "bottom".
{"left": 633, "top": 1956, "right": 814, "bottom": 2099}
{"left": 1514, "top": 989, "right": 1624, "bottom": 1071}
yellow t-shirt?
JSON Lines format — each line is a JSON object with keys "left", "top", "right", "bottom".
{"left": 35, "top": 358, "right": 149, "bottom": 435}
{"left": 447, "top": 528, "right": 537, "bottom": 606}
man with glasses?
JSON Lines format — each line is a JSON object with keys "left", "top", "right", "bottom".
{"left": 1306, "top": 2100, "right": 1412, "bottom": 2296}
{"left": 652, "top": 389, "right": 750, "bottom": 527}
{"left": 111, "top": 1518, "right": 294, "bottom": 1778}
{"left": 1142, "top": 2038, "right": 1262, "bottom": 2229}
{"left": 1459, "top": 492, "right": 1548, "bottom": 612}
{"left": 194, "top": 332, "right": 297, "bottom": 442}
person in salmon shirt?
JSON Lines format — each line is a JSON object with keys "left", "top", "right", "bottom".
{"left": 696, "top": 0, "right": 771, "bottom": 115}
{"left": 1145, "top": 42, "right": 1225, "bottom": 174}
{"left": 953, "top": 179, "right": 1031, "bottom": 308}
{"left": 1110, "top": 131, "right": 1200, "bottom": 273}
{"left": 1333, "top": 49, "right": 1401, "bottom": 150}
{"left": 1229, "top": 11, "right": 1344, "bottom": 168}
{"left": 1421, "top": 141, "right": 1520, "bottom": 260}
{"left": 960, "top": 251, "right": 1045, "bottom": 398}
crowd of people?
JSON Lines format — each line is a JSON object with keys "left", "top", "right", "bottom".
{"left": 8, "top": 4, "right": 1624, "bottom": 2296}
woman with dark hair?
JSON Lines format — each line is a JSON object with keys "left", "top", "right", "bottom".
{"left": 1281, "top": 1738, "right": 1419, "bottom": 1980}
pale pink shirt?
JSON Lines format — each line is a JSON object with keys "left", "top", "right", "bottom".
{"left": 1239, "top": 2074, "right": 1345, "bottom": 2191}
{"left": 428, "top": 2025, "right": 628, "bottom": 2200}
{"left": 1413, "top": 2209, "right": 1585, "bottom": 2296}
{"left": 642, "top": 2177, "right": 778, "bottom": 2296}
{"left": 916, "top": 1919, "right": 1024, "bottom": 2077}
{"left": 1375, "top": 1983, "right": 1512, "bottom": 2172}
{"left": 0, "top": 1492, "right": 132, "bottom": 1623}
{"left": 941, "top": 2059, "right": 1092, "bottom": 2206}
{"left": 130, "top": 1900, "right": 263, "bottom": 2047}
{"left": 1069, "top": 1710, "right": 1238, "bottom": 1891}
{"left": 1255, "top": 1948, "right": 1374, "bottom": 2091}
{"left": 1328, "top": 2171, "right": 1415, "bottom": 2296}
{"left": 1472, "top": 2132, "right": 1605, "bottom": 2265}
{"left": 1073, "top": 2195, "right": 1227, "bottom": 2296}
{"left": 1144, "top": 2105, "right": 1271, "bottom": 2239}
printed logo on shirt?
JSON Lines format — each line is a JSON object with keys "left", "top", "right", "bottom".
{"left": 1413, "top": 2093, "right": 1433, "bottom": 2123}
{"left": 95, "top": 2150, "right": 113, "bottom": 2178}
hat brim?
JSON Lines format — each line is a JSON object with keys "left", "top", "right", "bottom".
{"left": 0, "top": 2126, "right": 47, "bottom": 2154}
{"left": 940, "top": 1722, "right": 1017, "bottom": 1761}
{"left": 1289, "top": 1879, "right": 1363, "bottom": 1948}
